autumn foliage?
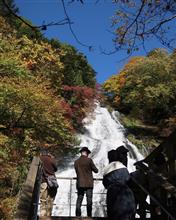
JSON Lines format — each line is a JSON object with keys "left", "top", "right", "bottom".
{"left": 103, "top": 49, "right": 176, "bottom": 133}
{"left": 0, "top": 14, "right": 96, "bottom": 219}
{"left": 61, "top": 85, "right": 96, "bottom": 129}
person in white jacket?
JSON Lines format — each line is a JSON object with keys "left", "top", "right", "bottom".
{"left": 103, "top": 147, "right": 136, "bottom": 220}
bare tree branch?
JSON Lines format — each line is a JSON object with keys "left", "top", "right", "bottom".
{"left": 2, "top": 0, "right": 93, "bottom": 49}
{"left": 148, "top": 14, "right": 176, "bottom": 34}
{"left": 2, "top": 0, "right": 37, "bottom": 31}
{"left": 14, "top": 108, "right": 26, "bottom": 128}
{"left": 61, "top": 0, "right": 93, "bottom": 50}
{"left": 119, "top": 0, "right": 146, "bottom": 44}
{"left": 2, "top": 0, "right": 72, "bottom": 31}
{"left": 112, "top": 0, "right": 176, "bottom": 53}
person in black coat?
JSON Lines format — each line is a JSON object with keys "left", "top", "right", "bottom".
{"left": 103, "top": 147, "right": 136, "bottom": 220}
{"left": 128, "top": 162, "right": 149, "bottom": 219}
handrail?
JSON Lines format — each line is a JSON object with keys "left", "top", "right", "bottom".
{"left": 14, "top": 156, "right": 42, "bottom": 220}
{"left": 54, "top": 177, "right": 105, "bottom": 217}
{"left": 56, "top": 175, "right": 176, "bottom": 219}
{"left": 56, "top": 176, "right": 103, "bottom": 181}
{"left": 144, "top": 129, "right": 176, "bottom": 182}
{"left": 132, "top": 161, "right": 176, "bottom": 220}
{"left": 136, "top": 162, "right": 176, "bottom": 197}
{"left": 131, "top": 176, "right": 176, "bottom": 220}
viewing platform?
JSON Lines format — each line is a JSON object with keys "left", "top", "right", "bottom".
{"left": 14, "top": 130, "right": 176, "bottom": 220}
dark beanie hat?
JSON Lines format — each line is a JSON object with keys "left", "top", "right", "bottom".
{"left": 108, "top": 149, "right": 117, "bottom": 163}
{"left": 40, "top": 148, "right": 49, "bottom": 155}
{"left": 116, "top": 145, "right": 129, "bottom": 155}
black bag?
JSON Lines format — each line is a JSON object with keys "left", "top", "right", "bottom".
{"left": 46, "top": 175, "right": 59, "bottom": 189}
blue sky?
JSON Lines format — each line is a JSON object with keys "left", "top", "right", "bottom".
{"left": 15, "top": 0, "right": 165, "bottom": 83}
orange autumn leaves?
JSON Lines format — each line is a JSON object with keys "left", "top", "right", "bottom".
{"left": 103, "top": 56, "right": 144, "bottom": 106}
{"left": 103, "top": 50, "right": 176, "bottom": 127}
{"left": 0, "top": 15, "right": 96, "bottom": 151}
{"left": 0, "top": 13, "right": 97, "bottom": 220}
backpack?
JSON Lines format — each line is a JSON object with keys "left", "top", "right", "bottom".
{"left": 46, "top": 175, "right": 59, "bottom": 189}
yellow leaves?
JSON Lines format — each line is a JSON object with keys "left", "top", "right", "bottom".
{"left": 0, "top": 133, "right": 8, "bottom": 145}
{"left": 103, "top": 72, "right": 126, "bottom": 94}
{"left": 123, "top": 56, "right": 145, "bottom": 72}
{"left": 59, "top": 49, "right": 66, "bottom": 57}
{"left": 0, "top": 23, "right": 64, "bottom": 91}
{"left": 0, "top": 17, "right": 14, "bottom": 37}
{"left": 0, "top": 27, "right": 63, "bottom": 73}
{"left": 103, "top": 56, "right": 148, "bottom": 108}
{"left": 103, "top": 72, "right": 126, "bottom": 107}
{"left": 0, "top": 77, "right": 74, "bottom": 146}
{"left": 118, "top": 71, "right": 126, "bottom": 87}
{"left": 103, "top": 74, "right": 119, "bottom": 90}
{"left": 114, "top": 95, "right": 121, "bottom": 106}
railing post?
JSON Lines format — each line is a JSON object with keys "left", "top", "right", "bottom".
{"left": 31, "top": 162, "right": 42, "bottom": 220}
{"left": 56, "top": 177, "right": 106, "bottom": 217}
{"left": 69, "top": 178, "right": 73, "bottom": 216}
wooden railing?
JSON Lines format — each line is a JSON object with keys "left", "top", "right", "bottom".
{"left": 134, "top": 129, "right": 176, "bottom": 220}
{"left": 14, "top": 156, "right": 42, "bottom": 220}
{"left": 144, "top": 130, "right": 176, "bottom": 184}
{"left": 54, "top": 177, "right": 106, "bottom": 217}
{"left": 132, "top": 161, "right": 176, "bottom": 220}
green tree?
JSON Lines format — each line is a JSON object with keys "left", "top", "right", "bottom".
{"left": 0, "top": 78, "right": 74, "bottom": 148}
{"left": 59, "top": 44, "right": 96, "bottom": 87}
{"left": 0, "top": 9, "right": 97, "bottom": 219}
{"left": 104, "top": 49, "right": 176, "bottom": 125}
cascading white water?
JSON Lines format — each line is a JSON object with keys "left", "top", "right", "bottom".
{"left": 53, "top": 103, "right": 143, "bottom": 217}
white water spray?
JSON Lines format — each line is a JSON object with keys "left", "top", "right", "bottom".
{"left": 53, "top": 103, "right": 143, "bottom": 217}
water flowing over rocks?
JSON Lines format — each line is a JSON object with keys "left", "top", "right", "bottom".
{"left": 53, "top": 103, "right": 143, "bottom": 217}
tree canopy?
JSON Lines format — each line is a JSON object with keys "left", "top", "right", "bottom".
{"left": 103, "top": 48, "right": 176, "bottom": 130}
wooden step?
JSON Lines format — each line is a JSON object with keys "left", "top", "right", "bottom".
{"left": 39, "top": 217, "right": 151, "bottom": 220}
{"left": 39, "top": 217, "right": 107, "bottom": 220}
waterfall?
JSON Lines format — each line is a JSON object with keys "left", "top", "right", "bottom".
{"left": 53, "top": 103, "right": 143, "bottom": 217}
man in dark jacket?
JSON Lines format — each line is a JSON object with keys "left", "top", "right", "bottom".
{"left": 74, "top": 147, "right": 98, "bottom": 217}
{"left": 40, "top": 148, "right": 58, "bottom": 216}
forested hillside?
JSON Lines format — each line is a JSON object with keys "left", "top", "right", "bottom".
{"left": 103, "top": 49, "right": 176, "bottom": 153}
{"left": 2, "top": 1, "right": 176, "bottom": 218}
{"left": 0, "top": 6, "right": 97, "bottom": 218}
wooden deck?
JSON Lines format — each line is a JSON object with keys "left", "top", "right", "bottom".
{"left": 39, "top": 217, "right": 151, "bottom": 220}
{"left": 39, "top": 217, "right": 106, "bottom": 220}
